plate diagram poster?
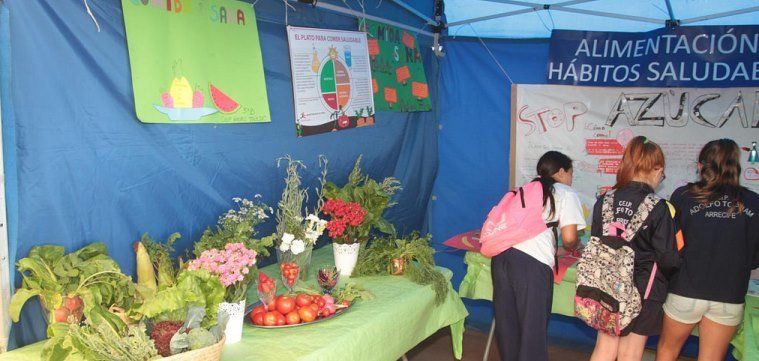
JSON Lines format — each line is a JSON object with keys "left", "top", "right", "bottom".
{"left": 287, "top": 26, "right": 375, "bottom": 136}
{"left": 122, "top": 0, "right": 270, "bottom": 123}
{"left": 513, "top": 84, "right": 759, "bottom": 227}
{"left": 362, "top": 19, "right": 431, "bottom": 112}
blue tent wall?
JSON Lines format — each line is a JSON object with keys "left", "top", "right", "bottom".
{"left": 3, "top": 0, "right": 439, "bottom": 348}
{"left": 432, "top": 36, "right": 549, "bottom": 329}
{"left": 431, "top": 36, "right": 706, "bottom": 357}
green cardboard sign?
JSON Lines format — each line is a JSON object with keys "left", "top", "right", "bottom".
{"left": 122, "top": 0, "right": 270, "bottom": 123}
{"left": 362, "top": 19, "right": 431, "bottom": 112}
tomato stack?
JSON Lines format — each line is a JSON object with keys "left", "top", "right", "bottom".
{"left": 248, "top": 293, "right": 345, "bottom": 327}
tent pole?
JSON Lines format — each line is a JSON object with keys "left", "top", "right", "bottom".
{"left": 390, "top": 0, "right": 438, "bottom": 26}
{"left": 548, "top": 6, "right": 661, "bottom": 24}
{"left": 680, "top": 6, "right": 759, "bottom": 25}
{"left": 663, "top": 0, "right": 679, "bottom": 27}
{"left": 285, "top": 0, "right": 435, "bottom": 37}
{"left": 448, "top": 0, "right": 598, "bottom": 27}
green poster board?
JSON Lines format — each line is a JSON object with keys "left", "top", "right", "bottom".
{"left": 362, "top": 19, "right": 431, "bottom": 112}
{"left": 122, "top": 0, "right": 270, "bottom": 123}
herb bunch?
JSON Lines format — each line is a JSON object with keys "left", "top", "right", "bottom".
{"left": 353, "top": 233, "right": 448, "bottom": 305}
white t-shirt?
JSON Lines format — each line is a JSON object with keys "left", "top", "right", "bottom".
{"left": 513, "top": 183, "right": 586, "bottom": 268}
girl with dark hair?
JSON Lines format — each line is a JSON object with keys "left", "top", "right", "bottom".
{"left": 586, "top": 136, "right": 679, "bottom": 361}
{"left": 491, "top": 151, "right": 585, "bottom": 361}
{"left": 657, "top": 139, "right": 759, "bottom": 361}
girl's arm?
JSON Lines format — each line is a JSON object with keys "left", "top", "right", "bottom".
{"left": 561, "top": 225, "right": 579, "bottom": 251}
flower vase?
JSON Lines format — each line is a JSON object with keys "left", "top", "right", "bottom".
{"left": 219, "top": 300, "right": 245, "bottom": 344}
{"left": 332, "top": 242, "right": 360, "bottom": 277}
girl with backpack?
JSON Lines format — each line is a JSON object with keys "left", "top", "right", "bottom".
{"left": 656, "top": 139, "right": 759, "bottom": 361}
{"left": 487, "top": 151, "right": 586, "bottom": 361}
{"left": 577, "top": 136, "right": 680, "bottom": 361}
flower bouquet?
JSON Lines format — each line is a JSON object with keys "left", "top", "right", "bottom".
{"left": 187, "top": 242, "right": 257, "bottom": 344}
{"left": 322, "top": 155, "right": 402, "bottom": 247}
{"left": 323, "top": 198, "right": 368, "bottom": 276}
{"left": 193, "top": 196, "right": 273, "bottom": 259}
{"left": 270, "top": 156, "right": 329, "bottom": 285}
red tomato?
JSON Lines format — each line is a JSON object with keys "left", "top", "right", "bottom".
{"left": 263, "top": 312, "right": 278, "bottom": 326}
{"left": 341, "top": 300, "right": 350, "bottom": 308}
{"left": 296, "top": 293, "right": 312, "bottom": 307}
{"left": 285, "top": 311, "right": 301, "bottom": 325}
{"left": 276, "top": 296, "right": 296, "bottom": 315}
{"left": 309, "top": 303, "right": 319, "bottom": 314}
{"left": 316, "top": 298, "right": 326, "bottom": 308}
{"left": 298, "top": 307, "right": 317, "bottom": 323}
{"left": 252, "top": 312, "right": 265, "bottom": 326}
{"left": 266, "top": 300, "right": 277, "bottom": 311}
{"left": 251, "top": 305, "right": 267, "bottom": 315}
{"left": 275, "top": 312, "right": 287, "bottom": 326}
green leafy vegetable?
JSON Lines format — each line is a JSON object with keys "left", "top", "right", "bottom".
{"left": 353, "top": 233, "right": 449, "bottom": 305}
{"left": 43, "top": 322, "right": 157, "bottom": 361}
{"left": 10, "top": 243, "right": 136, "bottom": 331}
{"left": 141, "top": 232, "right": 180, "bottom": 290}
{"left": 131, "top": 269, "right": 224, "bottom": 328}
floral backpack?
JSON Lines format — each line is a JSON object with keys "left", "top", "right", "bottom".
{"left": 574, "top": 190, "right": 660, "bottom": 335}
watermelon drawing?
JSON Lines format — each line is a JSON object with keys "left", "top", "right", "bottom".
{"left": 209, "top": 84, "right": 240, "bottom": 114}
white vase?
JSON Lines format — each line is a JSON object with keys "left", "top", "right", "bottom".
{"left": 333, "top": 242, "right": 360, "bottom": 277}
{"left": 218, "top": 300, "right": 245, "bottom": 344}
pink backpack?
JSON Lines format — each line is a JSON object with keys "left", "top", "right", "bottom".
{"left": 480, "top": 181, "right": 552, "bottom": 257}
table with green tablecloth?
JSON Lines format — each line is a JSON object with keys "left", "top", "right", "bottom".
{"left": 458, "top": 251, "right": 759, "bottom": 360}
{"left": 0, "top": 245, "right": 469, "bottom": 361}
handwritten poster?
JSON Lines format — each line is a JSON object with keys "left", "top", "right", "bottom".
{"left": 513, "top": 84, "right": 759, "bottom": 226}
{"left": 122, "top": 0, "right": 270, "bottom": 123}
{"left": 361, "top": 19, "right": 431, "bottom": 112}
{"left": 287, "top": 26, "right": 375, "bottom": 136}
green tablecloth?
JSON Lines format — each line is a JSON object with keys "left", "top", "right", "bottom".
{"left": 458, "top": 251, "right": 576, "bottom": 317}
{"left": 0, "top": 245, "right": 469, "bottom": 361}
{"left": 458, "top": 251, "right": 758, "bottom": 360}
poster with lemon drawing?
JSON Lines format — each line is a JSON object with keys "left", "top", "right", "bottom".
{"left": 122, "top": 0, "right": 269, "bottom": 123}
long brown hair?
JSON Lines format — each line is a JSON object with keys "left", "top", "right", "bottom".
{"left": 686, "top": 139, "right": 744, "bottom": 211}
{"left": 614, "top": 136, "right": 665, "bottom": 189}
{"left": 533, "top": 151, "right": 573, "bottom": 218}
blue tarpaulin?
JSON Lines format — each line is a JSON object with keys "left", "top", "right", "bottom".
{"left": 1, "top": 0, "right": 438, "bottom": 348}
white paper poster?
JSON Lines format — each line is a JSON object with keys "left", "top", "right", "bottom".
{"left": 287, "top": 26, "right": 376, "bottom": 137}
{"left": 513, "top": 84, "right": 759, "bottom": 224}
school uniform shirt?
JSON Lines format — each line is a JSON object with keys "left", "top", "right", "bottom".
{"left": 669, "top": 186, "right": 759, "bottom": 304}
{"left": 590, "top": 182, "right": 680, "bottom": 303}
{"left": 514, "top": 183, "right": 587, "bottom": 269}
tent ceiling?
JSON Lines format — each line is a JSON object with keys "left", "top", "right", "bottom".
{"left": 445, "top": 0, "right": 759, "bottom": 39}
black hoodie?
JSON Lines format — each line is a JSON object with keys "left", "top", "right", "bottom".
{"left": 591, "top": 182, "right": 680, "bottom": 303}
{"left": 669, "top": 185, "right": 759, "bottom": 304}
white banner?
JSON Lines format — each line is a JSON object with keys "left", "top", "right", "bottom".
{"left": 287, "top": 26, "right": 375, "bottom": 136}
{"left": 513, "top": 84, "right": 759, "bottom": 224}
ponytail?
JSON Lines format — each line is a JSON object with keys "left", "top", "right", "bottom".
{"left": 533, "top": 151, "right": 573, "bottom": 218}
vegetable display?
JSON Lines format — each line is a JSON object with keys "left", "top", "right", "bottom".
{"left": 9, "top": 243, "right": 136, "bottom": 330}
{"left": 353, "top": 233, "right": 449, "bottom": 305}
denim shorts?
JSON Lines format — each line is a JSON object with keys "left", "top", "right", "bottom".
{"left": 663, "top": 293, "right": 744, "bottom": 327}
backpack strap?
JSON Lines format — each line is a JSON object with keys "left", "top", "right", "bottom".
{"left": 600, "top": 190, "right": 616, "bottom": 236}
{"left": 622, "top": 193, "right": 661, "bottom": 241}
{"left": 547, "top": 221, "right": 560, "bottom": 274}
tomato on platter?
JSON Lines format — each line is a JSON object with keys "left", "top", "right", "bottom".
{"left": 252, "top": 312, "right": 265, "bottom": 326}
{"left": 251, "top": 305, "right": 267, "bottom": 315}
{"left": 275, "top": 312, "right": 287, "bottom": 326}
{"left": 295, "top": 293, "right": 312, "bottom": 307}
{"left": 263, "top": 312, "right": 278, "bottom": 326}
{"left": 285, "top": 311, "right": 301, "bottom": 325}
{"left": 276, "top": 295, "right": 296, "bottom": 315}
{"left": 298, "top": 307, "right": 317, "bottom": 323}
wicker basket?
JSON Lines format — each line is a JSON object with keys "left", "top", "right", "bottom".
{"left": 162, "top": 335, "right": 225, "bottom": 361}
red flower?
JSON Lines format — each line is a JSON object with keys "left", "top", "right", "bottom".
{"left": 323, "top": 198, "right": 367, "bottom": 240}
